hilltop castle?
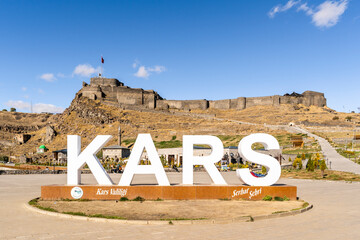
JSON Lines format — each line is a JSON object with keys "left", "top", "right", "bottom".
{"left": 79, "top": 77, "right": 326, "bottom": 111}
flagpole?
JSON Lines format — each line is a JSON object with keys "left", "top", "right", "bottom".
{"left": 101, "top": 55, "right": 103, "bottom": 77}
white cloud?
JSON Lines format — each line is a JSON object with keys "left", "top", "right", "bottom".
{"left": 297, "top": 3, "right": 314, "bottom": 15}
{"left": 32, "top": 103, "right": 64, "bottom": 113}
{"left": 148, "top": 65, "right": 166, "bottom": 73}
{"left": 5, "top": 100, "right": 30, "bottom": 110}
{"left": 134, "top": 66, "right": 149, "bottom": 78}
{"left": 5, "top": 100, "right": 64, "bottom": 113}
{"left": 268, "top": 0, "right": 300, "bottom": 18}
{"left": 73, "top": 64, "right": 100, "bottom": 77}
{"left": 311, "top": 0, "right": 348, "bottom": 27}
{"left": 269, "top": 0, "right": 348, "bottom": 28}
{"left": 38, "top": 89, "right": 44, "bottom": 94}
{"left": 40, "top": 73, "right": 57, "bottom": 82}
{"left": 134, "top": 65, "right": 166, "bottom": 79}
{"left": 21, "top": 87, "right": 27, "bottom": 91}
{"left": 132, "top": 59, "right": 140, "bottom": 69}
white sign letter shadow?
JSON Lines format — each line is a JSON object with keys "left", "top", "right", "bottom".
{"left": 236, "top": 133, "right": 281, "bottom": 186}
{"left": 119, "top": 134, "right": 170, "bottom": 186}
{"left": 183, "top": 135, "right": 226, "bottom": 185}
{"left": 67, "top": 135, "right": 113, "bottom": 186}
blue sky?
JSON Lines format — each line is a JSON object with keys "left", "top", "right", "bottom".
{"left": 0, "top": 0, "right": 358, "bottom": 113}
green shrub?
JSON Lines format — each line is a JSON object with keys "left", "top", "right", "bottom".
{"left": 133, "top": 196, "right": 145, "bottom": 202}
{"left": 171, "top": 135, "right": 177, "bottom": 140}
{"left": 288, "top": 157, "right": 292, "bottom": 162}
{"left": 274, "top": 196, "right": 284, "bottom": 201}
{"left": 10, "top": 108, "right": 16, "bottom": 112}
{"left": 332, "top": 116, "right": 339, "bottom": 120}
{"left": 119, "top": 197, "right": 129, "bottom": 201}
{"left": 263, "top": 195, "right": 272, "bottom": 201}
{"left": 283, "top": 196, "right": 290, "bottom": 201}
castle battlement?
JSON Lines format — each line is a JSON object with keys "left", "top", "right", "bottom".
{"left": 79, "top": 77, "right": 326, "bottom": 111}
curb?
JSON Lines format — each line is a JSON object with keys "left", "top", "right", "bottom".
{"left": 252, "top": 204, "right": 313, "bottom": 221}
{"left": 24, "top": 201, "right": 313, "bottom": 225}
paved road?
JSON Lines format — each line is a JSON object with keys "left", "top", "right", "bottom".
{"left": 1, "top": 172, "right": 360, "bottom": 240}
{"left": 291, "top": 126, "right": 360, "bottom": 174}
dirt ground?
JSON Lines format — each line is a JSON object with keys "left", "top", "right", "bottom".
{"left": 38, "top": 199, "right": 304, "bottom": 220}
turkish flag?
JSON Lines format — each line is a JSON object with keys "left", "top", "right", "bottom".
{"left": 101, "top": 57, "right": 104, "bottom": 64}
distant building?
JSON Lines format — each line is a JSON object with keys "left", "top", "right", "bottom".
{"left": 37, "top": 145, "right": 48, "bottom": 153}
{"left": 102, "top": 145, "right": 131, "bottom": 160}
{"left": 52, "top": 149, "right": 67, "bottom": 164}
{"left": 141, "top": 146, "right": 242, "bottom": 167}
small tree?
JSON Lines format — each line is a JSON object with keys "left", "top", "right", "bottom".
{"left": 160, "top": 155, "right": 166, "bottom": 166}
{"left": 288, "top": 157, "right": 292, "bottom": 162}
{"left": 301, "top": 153, "right": 306, "bottom": 160}
{"left": 320, "top": 160, "right": 327, "bottom": 177}
{"left": 345, "top": 116, "right": 352, "bottom": 121}
{"left": 292, "top": 158, "right": 302, "bottom": 170}
{"left": 313, "top": 158, "right": 319, "bottom": 169}
{"left": 2, "top": 109, "right": 7, "bottom": 111}
{"left": 10, "top": 108, "right": 16, "bottom": 112}
{"left": 306, "top": 157, "right": 315, "bottom": 172}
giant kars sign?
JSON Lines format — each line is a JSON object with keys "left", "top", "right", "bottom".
{"left": 67, "top": 133, "right": 281, "bottom": 186}
{"left": 41, "top": 133, "right": 297, "bottom": 201}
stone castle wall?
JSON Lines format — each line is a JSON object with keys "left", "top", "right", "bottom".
{"left": 80, "top": 77, "right": 327, "bottom": 111}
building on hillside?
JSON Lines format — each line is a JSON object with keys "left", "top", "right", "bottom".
{"left": 52, "top": 149, "right": 67, "bottom": 164}
{"left": 37, "top": 145, "right": 48, "bottom": 153}
{"left": 79, "top": 77, "right": 327, "bottom": 111}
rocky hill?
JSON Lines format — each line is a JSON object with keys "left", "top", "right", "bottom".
{"left": 0, "top": 91, "right": 359, "bottom": 162}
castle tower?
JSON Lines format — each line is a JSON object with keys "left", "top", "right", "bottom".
{"left": 118, "top": 126, "right": 121, "bottom": 146}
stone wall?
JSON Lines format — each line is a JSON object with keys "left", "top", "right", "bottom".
{"left": 79, "top": 77, "right": 327, "bottom": 111}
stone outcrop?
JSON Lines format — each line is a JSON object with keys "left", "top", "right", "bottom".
{"left": 79, "top": 77, "right": 327, "bottom": 111}
{"left": 45, "top": 125, "right": 56, "bottom": 143}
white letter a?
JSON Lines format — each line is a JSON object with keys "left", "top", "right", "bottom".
{"left": 119, "top": 134, "right": 170, "bottom": 186}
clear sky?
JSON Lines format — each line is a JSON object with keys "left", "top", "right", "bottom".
{"left": 0, "top": 0, "right": 358, "bottom": 113}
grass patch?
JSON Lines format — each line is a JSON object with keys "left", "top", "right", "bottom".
{"left": 28, "top": 198, "right": 58, "bottom": 212}
{"left": 61, "top": 198, "right": 91, "bottom": 202}
{"left": 155, "top": 140, "right": 182, "bottom": 148}
{"left": 272, "top": 211, "right": 286, "bottom": 214}
{"left": 282, "top": 169, "right": 360, "bottom": 181}
{"left": 63, "top": 211, "right": 87, "bottom": 216}
{"left": 89, "top": 214, "right": 126, "bottom": 220}
{"left": 291, "top": 202, "right": 310, "bottom": 211}
{"left": 161, "top": 218, "right": 207, "bottom": 221}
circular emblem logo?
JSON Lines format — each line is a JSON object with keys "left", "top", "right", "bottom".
{"left": 71, "top": 187, "right": 83, "bottom": 199}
